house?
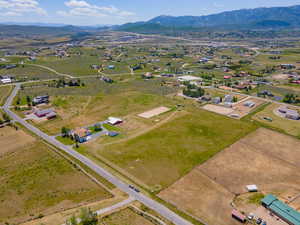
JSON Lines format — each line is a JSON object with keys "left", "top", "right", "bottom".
{"left": 0, "top": 77, "right": 12, "bottom": 84}
{"left": 90, "top": 64, "right": 100, "bottom": 70}
{"left": 34, "top": 108, "right": 55, "bottom": 118}
{"left": 213, "top": 97, "right": 221, "bottom": 104}
{"left": 72, "top": 128, "right": 91, "bottom": 143}
{"left": 5, "top": 64, "right": 17, "bottom": 70}
{"left": 108, "top": 117, "right": 123, "bottom": 125}
{"left": 244, "top": 101, "right": 256, "bottom": 108}
{"left": 261, "top": 194, "right": 300, "bottom": 225}
{"left": 224, "top": 95, "right": 233, "bottom": 103}
{"left": 231, "top": 209, "right": 246, "bottom": 223}
{"left": 280, "top": 64, "right": 296, "bottom": 70}
{"left": 143, "top": 72, "right": 153, "bottom": 79}
{"left": 246, "top": 185, "right": 258, "bottom": 192}
{"left": 286, "top": 109, "right": 300, "bottom": 120}
{"left": 223, "top": 75, "right": 232, "bottom": 79}
{"left": 33, "top": 95, "right": 49, "bottom": 105}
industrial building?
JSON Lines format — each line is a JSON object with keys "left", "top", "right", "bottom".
{"left": 261, "top": 194, "right": 300, "bottom": 225}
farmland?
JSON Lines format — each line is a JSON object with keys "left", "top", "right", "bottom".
{"left": 0, "top": 126, "right": 112, "bottom": 224}
{"left": 95, "top": 107, "right": 257, "bottom": 189}
{"left": 160, "top": 128, "right": 300, "bottom": 225}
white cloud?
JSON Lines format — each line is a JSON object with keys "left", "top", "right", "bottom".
{"left": 0, "top": 0, "right": 47, "bottom": 17}
{"left": 59, "top": 0, "right": 135, "bottom": 19}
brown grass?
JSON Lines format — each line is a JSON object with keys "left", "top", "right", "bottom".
{"left": 0, "top": 127, "right": 111, "bottom": 224}
{"left": 199, "top": 128, "right": 300, "bottom": 194}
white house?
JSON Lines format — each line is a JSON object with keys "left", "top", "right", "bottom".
{"left": 1, "top": 78, "right": 12, "bottom": 84}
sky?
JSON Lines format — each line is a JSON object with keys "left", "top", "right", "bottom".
{"left": 0, "top": 0, "right": 300, "bottom": 26}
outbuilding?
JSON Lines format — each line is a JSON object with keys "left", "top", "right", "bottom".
{"left": 108, "top": 117, "right": 123, "bottom": 125}
{"left": 246, "top": 185, "right": 258, "bottom": 192}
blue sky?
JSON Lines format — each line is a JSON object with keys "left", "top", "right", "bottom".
{"left": 0, "top": 0, "right": 300, "bottom": 25}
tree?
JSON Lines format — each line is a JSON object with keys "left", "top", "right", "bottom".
{"left": 66, "top": 215, "right": 78, "bottom": 225}
{"left": 79, "top": 208, "right": 98, "bottom": 225}
{"left": 26, "top": 96, "right": 31, "bottom": 107}
{"left": 61, "top": 127, "right": 70, "bottom": 137}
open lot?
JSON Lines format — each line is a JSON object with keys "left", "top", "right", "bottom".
{"left": 159, "top": 169, "right": 238, "bottom": 225}
{"left": 253, "top": 103, "right": 300, "bottom": 137}
{"left": 202, "top": 104, "right": 234, "bottom": 115}
{"left": 96, "top": 107, "right": 257, "bottom": 189}
{"left": 0, "top": 127, "right": 112, "bottom": 224}
{"left": 159, "top": 128, "right": 300, "bottom": 225}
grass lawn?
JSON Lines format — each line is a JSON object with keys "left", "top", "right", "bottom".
{"left": 56, "top": 136, "right": 75, "bottom": 145}
{"left": 252, "top": 103, "right": 300, "bottom": 137}
{"left": 0, "top": 127, "right": 111, "bottom": 224}
{"left": 0, "top": 85, "right": 13, "bottom": 106}
{"left": 100, "top": 208, "right": 155, "bottom": 225}
{"left": 97, "top": 108, "right": 257, "bottom": 189}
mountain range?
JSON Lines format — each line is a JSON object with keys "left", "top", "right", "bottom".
{"left": 118, "top": 5, "right": 300, "bottom": 32}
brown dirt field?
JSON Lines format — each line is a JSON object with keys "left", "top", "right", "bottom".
{"left": 138, "top": 106, "right": 171, "bottom": 119}
{"left": 198, "top": 128, "right": 300, "bottom": 195}
{"left": 159, "top": 169, "right": 238, "bottom": 225}
{"left": 202, "top": 104, "right": 234, "bottom": 115}
{"left": 0, "top": 126, "right": 35, "bottom": 157}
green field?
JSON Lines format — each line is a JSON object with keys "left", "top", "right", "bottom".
{"left": 96, "top": 108, "right": 257, "bottom": 189}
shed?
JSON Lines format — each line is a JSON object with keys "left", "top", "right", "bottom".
{"left": 246, "top": 185, "right": 258, "bottom": 192}
{"left": 108, "top": 117, "right": 123, "bottom": 125}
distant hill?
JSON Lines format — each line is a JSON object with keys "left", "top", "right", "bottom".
{"left": 118, "top": 5, "right": 300, "bottom": 32}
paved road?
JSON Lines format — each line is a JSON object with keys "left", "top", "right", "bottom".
{"left": 3, "top": 84, "right": 194, "bottom": 225}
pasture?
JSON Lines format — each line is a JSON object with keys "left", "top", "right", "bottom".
{"left": 96, "top": 107, "right": 257, "bottom": 189}
{"left": 0, "top": 127, "right": 111, "bottom": 224}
